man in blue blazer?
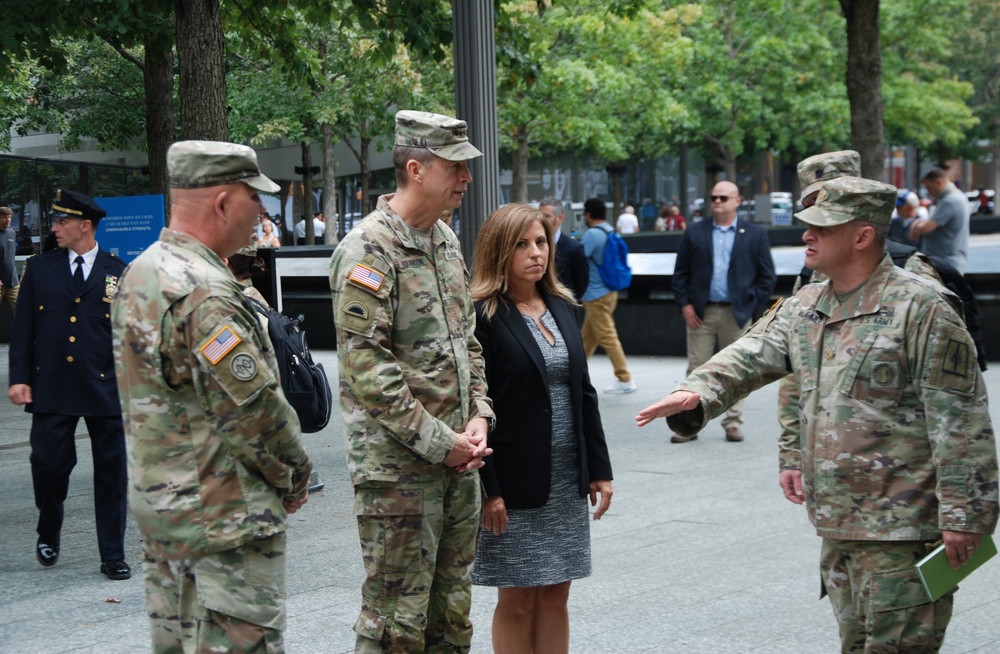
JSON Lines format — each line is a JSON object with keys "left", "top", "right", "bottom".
{"left": 672, "top": 181, "right": 776, "bottom": 443}
{"left": 540, "top": 199, "right": 588, "bottom": 302}
{"left": 8, "top": 189, "right": 130, "bottom": 580}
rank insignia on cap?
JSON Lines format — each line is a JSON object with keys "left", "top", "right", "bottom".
{"left": 200, "top": 326, "right": 242, "bottom": 365}
{"left": 349, "top": 263, "right": 384, "bottom": 293}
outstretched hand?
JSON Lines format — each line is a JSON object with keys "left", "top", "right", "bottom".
{"left": 635, "top": 391, "right": 701, "bottom": 427}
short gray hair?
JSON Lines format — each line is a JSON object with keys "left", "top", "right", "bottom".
{"left": 538, "top": 198, "right": 564, "bottom": 216}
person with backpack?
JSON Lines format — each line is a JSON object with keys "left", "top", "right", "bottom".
{"left": 226, "top": 247, "right": 332, "bottom": 434}
{"left": 580, "top": 197, "right": 637, "bottom": 394}
{"left": 112, "top": 141, "right": 313, "bottom": 653}
{"left": 671, "top": 181, "right": 776, "bottom": 443}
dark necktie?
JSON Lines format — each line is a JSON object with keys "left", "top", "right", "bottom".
{"left": 73, "top": 255, "right": 85, "bottom": 291}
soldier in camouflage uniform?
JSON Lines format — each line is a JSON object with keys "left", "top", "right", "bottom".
{"left": 329, "top": 110, "right": 496, "bottom": 653}
{"left": 638, "top": 177, "right": 998, "bottom": 653}
{"left": 112, "top": 141, "right": 313, "bottom": 654}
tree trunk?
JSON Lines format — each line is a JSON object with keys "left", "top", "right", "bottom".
{"left": 511, "top": 129, "right": 530, "bottom": 203}
{"left": 321, "top": 123, "right": 338, "bottom": 245}
{"left": 360, "top": 135, "right": 371, "bottom": 216}
{"left": 840, "top": 0, "right": 884, "bottom": 180}
{"left": 143, "top": 32, "right": 174, "bottom": 221}
{"left": 723, "top": 148, "right": 737, "bottom": 183}
{"left": 990, "top": 143, "right": 1000, "bottom": 211}
{"left": 300, "top": 142, "right": 315, "bottom": 245}
{"left": 174, "top": 0, "right": 228, "bottom": 140}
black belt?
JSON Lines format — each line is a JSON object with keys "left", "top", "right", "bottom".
{"left": 707, "top": 301, "right": 732, "bottom": 306}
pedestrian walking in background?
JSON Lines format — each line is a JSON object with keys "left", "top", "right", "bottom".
{"left": 580, "top": 198, "right": 637, "bottom": 394}
{"left": 8, "top": 189, "right": 130, "bottom": 580}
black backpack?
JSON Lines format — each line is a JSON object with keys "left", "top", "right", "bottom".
{"left": 247, "top": 297, "right": 333, "bottom": 433}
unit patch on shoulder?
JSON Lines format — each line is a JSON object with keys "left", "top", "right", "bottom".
{"left": 344, "top": 301, "right": 369, "bottom": 320}
{"left": 349, "top": 263, "right": 384, "bottom": 293}
{"left": 229, "top": 352, "right": 257, "bottom": 380}
{"left": 941, "top": 339, "right": 970, "bottom": 378}
{"left": 200, "top": 326, "right": 242, "bottom": 365}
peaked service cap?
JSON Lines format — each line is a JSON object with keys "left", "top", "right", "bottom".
{"left": 52, "top": 188, "right": 107, "bottom": 224}
{"left": 394, "top": 110, "right": 483, "bottom": 161}
{"left": 797, "top": 150, "right": 861, "bottom": 202}
{"left": 794, "top": 176, "right": 897, "bottom": 227}
{"left": 168, "top": 140, "right": 280, "bottom": 193}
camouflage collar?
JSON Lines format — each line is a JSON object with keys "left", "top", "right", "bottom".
{"left": 814, "top": 253, "right": 893, "bottom": 323}
{"left": 158, "top": 228, "right": 230, "bottom": 274}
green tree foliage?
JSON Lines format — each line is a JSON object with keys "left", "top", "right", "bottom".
{"left": 496, "top": 0, "right": 693, "bottom": 203}
{"left": 880, "top": 0, "right": 977, "bottom": 156}
{"left": 672, "top": 0, "right": 848, "bottom": 181}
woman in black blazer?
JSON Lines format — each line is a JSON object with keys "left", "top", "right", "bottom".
{"left": 470, "top": 203, "right": 614, "bottom": 654}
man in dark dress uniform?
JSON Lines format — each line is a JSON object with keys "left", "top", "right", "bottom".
{"left": 8, "top": 189, "right": 130, "bottom": 580}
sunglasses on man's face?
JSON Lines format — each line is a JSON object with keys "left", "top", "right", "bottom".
{"left": 710, "top": 195, "right": 731, "bottom": 202}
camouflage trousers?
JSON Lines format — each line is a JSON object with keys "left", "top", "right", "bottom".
{"left": 141, "top": 532, "right": 287, "bottom": 654}
{"left": 820, "top": 538, "right": 953, "bottom": 653}
{"left": 353, "top": 472, "right": 482, "bottom": 653}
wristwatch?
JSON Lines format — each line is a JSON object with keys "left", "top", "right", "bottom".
{"left": 484, "top": 415, "right": 496, "bottom": 435}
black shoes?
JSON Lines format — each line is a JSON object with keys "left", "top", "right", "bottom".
{"left": 36, "top": 539, "right": 60, "bottom": 567}
{"left": 36, "top": 538, "right": 130, "bottom": 580}
{"left": 100, "top": 559, "right": 132, "bottom": 580}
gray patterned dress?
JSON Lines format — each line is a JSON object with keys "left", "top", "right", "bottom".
{"left": 473, "top": 309, "right": 592, "bottom": 587}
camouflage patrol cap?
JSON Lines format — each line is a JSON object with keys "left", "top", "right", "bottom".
{"left": 168, "top": 141, "right": 280, "bottom": 193}
{"left": 795, "top": 176, "right": 897, "bottom": 227}
{"left": 394, "top": 110, "right": 483, "bottom": 161}
{"left": 235, "top": 246, "right": 257, "bottom": 257}
{"left": 797, "top": 150, "right": 861, "bottom": 201}
{"left": 51, "top": 188, "right": 107, "bottom": 224}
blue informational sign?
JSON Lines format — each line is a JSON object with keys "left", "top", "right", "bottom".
{"left": 93, "top": 195, "right": 166, "bottom": 262}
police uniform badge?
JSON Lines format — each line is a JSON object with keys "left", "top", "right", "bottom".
{"left": 104, "top": 275, "right": 118, "bottom": 303}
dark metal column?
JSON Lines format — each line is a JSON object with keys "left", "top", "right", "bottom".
{"left": 453, "top": 0, "right": 499, "bottom": 262}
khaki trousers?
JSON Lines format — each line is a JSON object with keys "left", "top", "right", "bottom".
{"left": 582, "top": 290, "right": 631, "bottom": 382}
{"left": 685, "top": 304, "right": 748, "bottom": 428}
{"left": 0, "top": 283, "right": 18, "bottom": 316}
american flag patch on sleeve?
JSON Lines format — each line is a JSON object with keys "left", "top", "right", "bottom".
{"left": 349, "top": 263, "right": 384, "bottom": 292}
{"left": 200, "top": 326, "right": 242, "bottom": 365}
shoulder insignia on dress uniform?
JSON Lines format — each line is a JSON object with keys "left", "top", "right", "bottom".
{"left": 200, "top": 326, "right": 242, "bottom": 365}
{"left": 348, "top": 263, "right": 384, "bottom": 293}
{"left": 344, "top": 301, "right": 369, "bottom": 319}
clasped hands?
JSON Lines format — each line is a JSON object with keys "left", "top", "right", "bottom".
{"left": 444, "top": 416, "right": 493, "bottom": 473}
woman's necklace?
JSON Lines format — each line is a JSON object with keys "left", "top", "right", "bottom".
{"left": 513, "top": 296, "right": 545, "bottom": 318}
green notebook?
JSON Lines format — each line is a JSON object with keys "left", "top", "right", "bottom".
{"left": 915, "top": 534, "right": 997, "bottom": 602}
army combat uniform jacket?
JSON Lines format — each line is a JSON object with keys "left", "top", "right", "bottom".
{"left": 112, "top": 228, "right": 312, "bottom": 560}
{"left": 670, "top": 255, "right": 998, "bottom": 541}
{"left": 330, "top": 195, "right": 494, "bottom": 485}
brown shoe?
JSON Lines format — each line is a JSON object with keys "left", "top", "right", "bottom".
{"left": 725, "top": 427, "right": 745, "bottom": 442}
{"left": 670, "top": 432, "right": 698, "bottom": 443}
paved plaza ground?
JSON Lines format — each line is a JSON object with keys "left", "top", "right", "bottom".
{"left": 2, "top": 347, "right": 999, "bottom": 653}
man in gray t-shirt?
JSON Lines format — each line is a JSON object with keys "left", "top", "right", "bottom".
{"left": 0, "top": 206, "right": 19, "bottom": 316}
{"left": 912, "top": 167, "right": 969, "bottom": 273}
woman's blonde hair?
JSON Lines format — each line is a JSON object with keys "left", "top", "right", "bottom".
{"left": 470, "top": 203, "right": 576, "bottom": 320}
